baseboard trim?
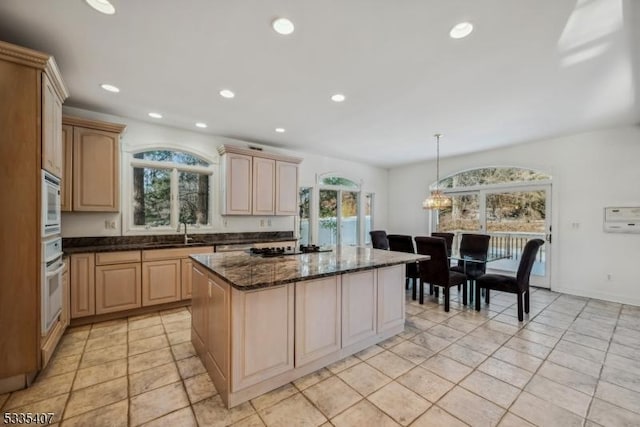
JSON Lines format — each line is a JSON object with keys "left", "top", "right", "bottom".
{"left": 552, "top": 286, "right": 640, "bottom": 307}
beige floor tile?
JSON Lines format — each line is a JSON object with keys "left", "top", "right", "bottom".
{"left": 73, "top": 358, "right": 127, "bottom": 390}
{"left": 600, "top": 364, "right": 640, "bottom": 394}
{"left": 442, "top": 316, "right": 481, "bottom": 334}
{"left": 129, "top": 362, "right": 181, "bottom": 396}
{"left": 418, "top": 310, "right": 457, "bottom": 323}
{"left": 326, "top": 355, "right": 361, "bottom": 374}
{"left": 397, "top": 366, "right": 454, "bottom": 403}
{"left": 231, "top": 414, "right": 265, "bottom": 427}
{"left": 128, "top": 314, "right": 162, "bottom": 331}
{"left": 595, "top": 381, "right": 640, "bottom": 415}
{"left": 523, "top": 321, "right": 565, "bottom": 338}
{"left": 588, "top": 398, "right": 640, "bottom": 426}
{"left": 128, "top": 324, "right": 165, "bottom": 342}
{"left": 166, "top": 329, "right": 191, "bottom": 346}
{"left": 251, "top": 383, "right": 298, "bottom": 411}
{"left": 354, "top": 344, "right": 384, "bottom": 361}
{"left": 525, "top": 375, "right": 591, "bottom": 417}
{"left": 163, "top": 318, "right": 191, "bottom": 334}
{"left": 0, "top": 393, "right": 9, "bottom": 409}
{"left": 141, "top": 407, "right": 197, "bottom": 427}
{"left": 184, "top": 373, "right": 218, "bottom": 404}
{"left": 79, "top": 344, "right": 127, "bottom": 369}
{"left": 438, "top": 386, "right": 505, "bottom": 427}
{"left": 421, "top": 355, "right": 473, "bottom": 383}
{"left": 556, "top": 340, "right": 606, "bottom": 363}
{"left": 368, "top": 381, "right": 430, "bottom": 426}
{"left": 561, "top": 331, "right": 609, "bottom": 351}
{"left": 456, "top": 334, "right": 502, "bottom": 355}
{"left": 398, "top": 325, "right": 422, "bottom": 340}
{"left": 480, "top": 320, "right": 521, "bottom": 337}
{"left": 331, "top": 399, "right": 400, "bottom": 427}
{"left": 293, "top": 368, "right": 332, "bottom": 391}
{"left": 64, "top": 377, "right": 128, "bottom": 419}
{"left": 497, "top": 413, "right": 536, "bottom": 427}
{"left": 428, "top": 324, "right": 466, "bottom": 341}
{"left": 302, "top": 376, "right": 362, "bottom": 419}
{"left": 469, "top": 328, "right": 512, "bottom": 347}
{"left": 128, "top": 335, "right": 169, "bottom": 356}
{"left": 54, "top": 338, "right": 86, "bottom": 358}
{"left": 85, "top": 331, "right": 127, "bottom": 352}
{"left": 608, "top": 342, "right": 640, "bottom": 362}
{"left": 259, "top": 393, "right": 326, "bottom": 427}
{"left": 337, "top": 362, "right": 392, "bottom": 396}
{"left": 411, "top": 405, "right": 468, "bottom": 427}
{"left": 378, "top": 335, "right": 405, "bottom": 349}
{"left": 478, "top": 357, "right": 532, "bottom": 388}
{"left": 365, "top": 350, "right": 414, "bottom": 379}
{"left": 4, "top": 372, "right": 74, "bottom": 409}
{"left": 128, "top": 347, "right": 174, "bottom": 374}
{"left": 388, "top": 340, "right": 434, "bottom": 365}
{"left": 129, "top": 381, "right": 189, "bottom": 426}
{"left": 192, "top": 395, "right": 255, "bottom": 427}
{"left": 160, "top": 309, "right": 191, "bottom": 324}
{"left": 405, "top": 316, "right": 438, "bottom": 331}
{"left": 61, "top": 399, "right": 128, "bottom": 427}
{"left": 515, "top": 328, "right": 560, "bottom": 347}
{"left": 37, "top": 353, "right": 81, "bottom": 380}
{"left": 6, "top": 393, "right": 67, "bottom": 424}
{"left": 537, "top": 361, "right": 599, "bottom": 396}
{"left": 461, "top": 371, "right": 520, "bottom": 408}
{"left": 547, "top": 349, "right": 603, "bottom": 378}
{"left": 171, "top": 341, "right": 197, "bottom": 361}
{"left": 510, "top": 391, "right": 584, "bottom": 427}
{"left": 439, "top": 343, "right": 488, "bottom": 368}
{"left": 89, "top": 322, "right": 128, "bottom": 338}
{"left": 176, "top": 355, "right": 207, "bottom": 379}
{"left": 492, "top": 347, "right": 543, "bottom": 373}
{"left": 504, "top": 336, "right": 552, "bottom": 359}
{"left": 410, "top": 331, "right": 453, "bottom": 353}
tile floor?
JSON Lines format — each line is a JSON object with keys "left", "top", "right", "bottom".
{"left": 2, "top": 287, "right": 640, "bottom": 426}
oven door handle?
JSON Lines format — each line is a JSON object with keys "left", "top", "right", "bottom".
{"left": 46, "top": 262, "right": 66, "bottom": 278}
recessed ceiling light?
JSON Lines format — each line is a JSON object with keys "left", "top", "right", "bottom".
{"left": 148, "top": 112, "right": 162, "bottom": 119}
{"left": 449, "top": 22, "right": 473, "bottom": 39}
{"left": 272, "top": 18, "right": 295, "bottom": 35}
{"left": 219, "top": 89, "right": 235, "bottom": 99}
{"left": 85, "top": 0, "right": 115, "bottom": 15}
{"left": 195, "top": 122, "right": 208, "bottom": 128}
{"left": 100, "top": 83, "right": 120, "bottom": 93}
{"left": 331, "top": 93, "right": 346, "bottom": 103}
{"left": 275, "top": 128, "right": 286, "bottom": 133}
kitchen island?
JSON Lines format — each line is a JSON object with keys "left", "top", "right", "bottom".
{"left": 190, "top": 246, "right": 428, "bottom": 408}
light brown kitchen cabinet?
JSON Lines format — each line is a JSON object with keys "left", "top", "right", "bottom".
{"left": 181, "top": 258, "right": 195, "bottom": 299}
{"left": 191, "top": 264, "right": 208, "bottom": 355}
{"left": 70, "top": 253, "right": 95, "bottom": 318}
{"left": 142, "top": 259, "right": 181, "bottom": 306}
{"left": 41, "top": 73, "right": 63, "bottom": 178}
{"left": 95, "top": 263, "right": 142, "bottom": 314}
{"left": 61, "top": 259, "right": 70, "bottom": 328}
{"left": 218, "top": 145, "right": 301, "bottom": 216}
{"left": 60, "top": 124, "right": 72, "bottom": 211}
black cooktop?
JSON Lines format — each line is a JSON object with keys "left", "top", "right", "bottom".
{"left": 249, "top": 245, "right": 332, "bottom": 257}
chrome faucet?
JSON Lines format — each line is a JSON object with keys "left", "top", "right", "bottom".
{"left": 178, "top": 221, "right": 193, "bottom": 245}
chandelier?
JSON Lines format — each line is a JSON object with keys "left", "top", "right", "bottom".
{"left": 422, "top": 133, "right": 452, "bottom": 210}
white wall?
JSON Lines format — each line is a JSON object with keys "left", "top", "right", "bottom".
{"left": 388, "top": 125, "right": 640, "bottom": 305}
{"left": 61, "top": 107, "right": 388, "bottom": 239}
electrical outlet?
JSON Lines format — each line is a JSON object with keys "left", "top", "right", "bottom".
{"left": 109, "top": 220, "right": 117, "bottom": 229}
{"left": 260, "top": 219, "right": 265, "bottom": 227}
{"left": 104, "top": 220, "right": 110, "bottom": 229}
{"left": 267, "top": 219, "right": 272, "bottom": 227}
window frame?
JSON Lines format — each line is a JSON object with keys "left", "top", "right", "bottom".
{"left": 123, "top": 147, "right": 216, "bottom": 235}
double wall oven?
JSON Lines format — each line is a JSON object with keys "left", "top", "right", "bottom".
{"left": 41, "top": 170, "right": 63, "bottom": 336}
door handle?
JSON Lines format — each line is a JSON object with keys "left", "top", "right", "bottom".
{"left": 546, "top": 234, "right": 552, "bottom": 243}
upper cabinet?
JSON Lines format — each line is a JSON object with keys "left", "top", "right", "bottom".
{"left": 218, "top": 145, "right": 302, "bottom": 216}
{"left": 62, "top": 116, "right": 126, "bottom": 212}
{"left": 41, "top": 73, "right": 63, "bottom": 178}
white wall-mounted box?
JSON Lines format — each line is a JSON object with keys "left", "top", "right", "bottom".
{"left": 603, "top": 207, "right": 640, "bottom": 233}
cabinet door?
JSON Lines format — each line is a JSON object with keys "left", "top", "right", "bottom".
{"left": 142, "top": 259, "right": 181, "bottom": 306}
{"left": 223, "top": 153, "right": 252, "bottom": 215}
{"left": 181, "top": 258, "right": 194, "bottom": 300}
{"left": 70, "top": 253, "right": 95, "bottom": 318}
{"left": 206, "top": 275, "right": 230, "bottom": 388}
{"left": 231, "top": 284, "right": 294, "bottom": 391}
{"left": 252, "top": 157, "right": 275, "bottom": 215}
{"left": 95, "top": 263, "right": 142, "bottom": 314}
{"left": 295, "top": 276, "right": 341, "bottom": 367}
{"left": 73, "top": 126, "right": 119, "bottom": 211}
{"left": 191, "top": 265, "right": 208, "bottom": 349}
{"left": 342, "top": 270, "right": 377, "bottom": 347}
{"left": 61, "top": 261, "right": 70, "bottom": 328}
{"left": 42, "top": 73, "right": 63, "bottom": 178}
{"left": 60, "top": 124, "right": 73, "bottom": 211}
{"left": 275, "top": 161, "right": 298, "bottom": 215}
{"left": 377, "top": 265, "right": 405, "bottom": 334}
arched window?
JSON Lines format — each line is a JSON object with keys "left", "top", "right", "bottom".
{"left": 129, "top": 149, "right": 213, "bottom": 230}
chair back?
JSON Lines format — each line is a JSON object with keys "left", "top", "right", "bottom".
{"left": 370, "top": 230, "right": 389, "bottom": 250}
{"left": 387, "top": 234, "right": 415, "bottom": 254}
{"left": 516, "top": 239, "right": 545, "bottom": 288}
{"left": 415, "top": 236, "right": 450, "bottom": 286}
{"left": 458, "top": 233, "right": 491, "bottom": 273}
{"left": 431, "top": 232, "right": 454, "bottom": 256}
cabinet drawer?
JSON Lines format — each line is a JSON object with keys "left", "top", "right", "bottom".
{"left": 96, "top": 250, "right": 141, "bottom": 265}
{"left": 142, "top": 246, "right": 213, "bottom": 261}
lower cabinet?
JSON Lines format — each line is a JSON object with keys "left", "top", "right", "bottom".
{"left": 377, "top": 265, "right": 405, "bottom": 333}
{"left": 142, "top": 259, "right": 181, "bottom": 306}
{"left": 95, "top": 263, "right": 142, "bottom": 314}
{"left": 191, "top": 264, "right": 208, "bottom": 352}
{"left": 181, "top": 258, "right": 195, "bottom": 299}
{"left": 205, "top": 275, "right": 230, "bottom": 397}
{"left": 70, "top": 253, "right": 95, "bottom": 318}
{"left": 341, "top": 270, "right": 377, "bottom": 347}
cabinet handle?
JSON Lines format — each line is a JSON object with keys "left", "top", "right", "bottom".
{"left": 208, "top": 282, "right": 212, "bottom": 298}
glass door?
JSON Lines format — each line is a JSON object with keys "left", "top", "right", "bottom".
{"left": 318, "top": 189, "right": 338, "bottom": 245}
{"left": 340, "top": 191, "right": 359, "bottom": 246}
{"left": 435, "top": 192, "right": 481, "bottom": 251}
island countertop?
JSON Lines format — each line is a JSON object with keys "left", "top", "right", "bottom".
{"left": 190, "top": 246, "right": 429, "bottom": 290}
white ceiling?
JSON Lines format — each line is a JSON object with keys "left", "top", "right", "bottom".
{"left": 0, "top": 0, "right": 638, "bottom": 167}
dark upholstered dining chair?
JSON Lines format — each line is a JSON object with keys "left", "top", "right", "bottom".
{"left": 475, "top": 238, "right": 544, "bottom": 321}
{"left": 450, "top": 233, "right": 491, "bottom": 300}
{"left": 387, "top": 234, "right": 419, "bottom": 293}
{"left": 369, "top": 230, "right": 390, "bottom": 250}
{"left": 414, "top": 236, "right": 467, "bottom": 310}
{"left": 431, "top": 232, "right": 454, "bottom": 257}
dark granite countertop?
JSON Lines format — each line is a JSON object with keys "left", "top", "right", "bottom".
{"left": 62, "top": 232, "right": 295, "bottom": 255}
{"left": 191, "top": 246, "right": 429, "bottom": 290}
